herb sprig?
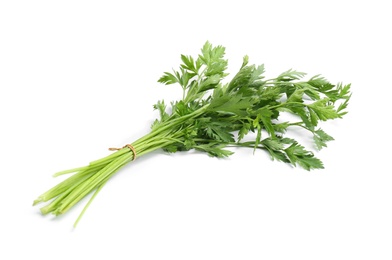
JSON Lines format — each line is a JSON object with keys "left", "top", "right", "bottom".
{"left": 34, "top": 42, "right": 351, "bottom": 226}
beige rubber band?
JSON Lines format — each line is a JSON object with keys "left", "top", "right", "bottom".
{"left": 109, "top": 144, "right": 137, "bottom": 160}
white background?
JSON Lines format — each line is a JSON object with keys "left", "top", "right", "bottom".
{"left": 1, "top": 0, "right": 391, "bottom": 259}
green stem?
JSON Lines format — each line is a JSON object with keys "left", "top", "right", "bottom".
{"left": 73, "top": 180, "right": 107, "bottom": 228}
{"left": 133, "top": 105, "right": 208, "bottom": 147}
{"left": 53, "top": 166, "right": 88, "bottom": 177}
{"left": 34, "top": 104, "right": 207, "bottom": 224}
{"left": 57, "top": 154, "right": 131, "bottom": 214}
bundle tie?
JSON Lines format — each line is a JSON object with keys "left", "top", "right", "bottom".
{"left": 109, "top": 144, "right": 137, "bottom": 160}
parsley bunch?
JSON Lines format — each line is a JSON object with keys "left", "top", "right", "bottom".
{"left": 34, "top": 42, "right": 351, "bottom": 226}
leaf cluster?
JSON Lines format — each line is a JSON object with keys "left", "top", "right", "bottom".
{"left": 155, "top": 42, "right": 351, "bottom": 170}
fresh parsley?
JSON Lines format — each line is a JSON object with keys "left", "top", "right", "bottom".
{"left": 34, "top": 42, "right": 351, "bottom": 226}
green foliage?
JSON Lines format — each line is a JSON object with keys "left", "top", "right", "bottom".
{"left": 156, "top": 41, "right": 351, "bottom": 170}
{"left": 284, "top": 140, "right": 324, "bottom": 170}
{"left": 277, "top": 69, "right": 306, "bottom": 81}
{"left": 35, "top": 42, "right": 352, "bottom": 226}
{"left": 313, "top": 129, "right": 335, "bottom": 150}
{"left": 208, "top": 94, "right": 253, "bottom": 116}
{"left": 195, "top": 143, "right": 234, "bottom": 158}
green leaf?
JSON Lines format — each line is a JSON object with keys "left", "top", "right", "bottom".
{"left": 284, "top": 141, "right": 324, "bottom": 170}
{"left": 180, "top": 55, "right": 197, "bottom": 73}
{"left": 150, "top": 119, "right": 160, "bottom": 130}
{"left": 267, "top": 150, "right": 290, "bottom": 163}
{"left": 153, "top": 100, "right": 169, "bottom": 121}
{"left": 307, "top": 75, "right": 332, "bottom": 90}
{"left": 227, "top": 65, "right": 254, "bottom": 92}
{"left": 286, "top": 88, "right": 304, "bottom": 103}
{"left": 336, "top": 84, "right": 351, "bottom": 116}
{"left": 250, "top": 64, "right": 265, "bottom": 82}
{"left": 261, "top": 138, "right": 290, "bottom": 163}
{"left": 163, "top": 145, "right": 179, "bottom": 153}
{"left": 309, "top": 109, "right": 319, "bottom": 126}
{"left": 254, "top": 125, "right": 262, "bottom": 153}
{"left": 198, "top": 74, "right": 221, "bottom": 93}
{"left": 308, "top": 98, "right": 340, "bottom": 121}
{"left": 179, "top": 68, "right": 197, "bottom": 88}
{"left": 199, "top": 41, "right": 227, "bottom": 76}
{"left": 313, "top": 129, "right": 334, "bottom": 150}
{"left": 205, "top": 122, "right": 235, "bottom": 143}
{"left": 200, "top": 41, "right": 212, "bottom": 63}
{"left": 259, "top": 86, "right": 282, "bottom": 101}
{"left": 241, "top": 55, "right": 249, "bottom": 69}
{"left": 206, "top": 60, "right": 227, "bottom": 77}
{"left": 284, "top": 103, "right": 313, "bottom": 130}
{"left": 196, "top": 143, "right": 234, "bottom": 158}
{"left": 337, "top": 97, "right": 350, "bottom": 116}
{"left": 261, "top": 138, "right": 284, "bottom": 151}
{"left": 227, "top": 64, "right": 265, "bottom": 94}
{"left": 296, "top": 156, "right": 324, "bottom": 170}
{"left": 256, "top": 107, "right": 275, "bottom": 137}
{"left": 158, "top": 72, "right": 178, "bottom": 85}
{"left": 273, "top": 122, "right": 290, "bottom": 133}
{"left": 295, "top": 82, "right": 321, "bottom": 100}
{"left": 338, "top": 83, "right": 351, "bottom": 99}
{"left": 277, "top": 69, "right": 306, "bottom": 82}
{"left": 174, "top": 101, "right": 191, "bottom": 116}
{"left": 238, "top": 122, "right": 251, "bottom": 141}
{"left": 208, "top": 94, "right": 253, "bottom": 116}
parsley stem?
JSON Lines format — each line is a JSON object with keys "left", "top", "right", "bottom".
{"left": 53, "top": 166, "right": 88, "bottom": 177}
